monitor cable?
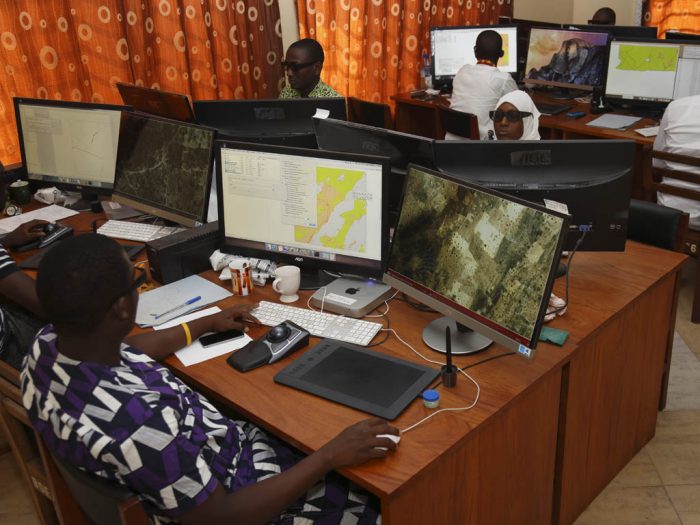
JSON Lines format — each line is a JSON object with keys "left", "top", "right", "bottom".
{"left": 551, "top": 228, "right": 587, "bottom": 316}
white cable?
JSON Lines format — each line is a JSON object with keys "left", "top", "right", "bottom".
{"left": 382, "top": 327, "right": 481, "bottom": 434}
{"left": 364, "top": 290, "right": 400, "bottom": 318}
{"left": 306, "top": 286, "right": 328, "bottom": 313}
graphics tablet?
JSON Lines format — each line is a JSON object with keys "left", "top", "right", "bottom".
{"left": 274, "top": 340, "right": 439, "bottom": 420}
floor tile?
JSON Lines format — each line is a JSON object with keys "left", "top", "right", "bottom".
{"left": 666, "top": 333, "right": 700, "bottom": 411}
{"left": 0, "top": 453, "right": 41, "bottom": 525}
{"left": 648, "top": 412, "right": 700, "bottom": 485}
{"left": 666, "top": 485, "right": 700, "bottom": 525}
{"left": 610, "top": 446, "right": 663, "bottom": 487}
{"left": 574, "top": 485, "right": 681, "bottom": 525}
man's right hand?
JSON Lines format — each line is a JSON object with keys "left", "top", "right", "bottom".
{"left": 318, "top": 418, "right": 400, "bottom": 469}
{"left": 3, "top": 220, "right": 48, "bottom": 248}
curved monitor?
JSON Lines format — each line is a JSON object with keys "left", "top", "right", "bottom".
{"left": 604, "top": 38, "right": 700, "bottom": 106}
{"left": 384, "top": 165, "right": 568, "bottom": 354}
{"left": 113, "top": 112, "right": 215, "bottom": 227}
{"left": 116, "top": 82, "right": 196, "bottom": 123}
{"left": 216, "top": 140, "right": 390, "bottom": 288}
{"left": 194, "top": 98, "right": 347, "bottom": 148}
{"left": 432, "top": 140, "right": 635, "bottom": 251}
{"left": 430, "top": 24, "right": 518, "bottom": 90}
{"left": 525, "top": 27, "right": 610, "bottom": 91}
{"left": 14, "top": 97, "right": 126, "bottom": 194}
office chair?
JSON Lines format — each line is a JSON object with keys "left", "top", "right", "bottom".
{"left": 627, "top": 198, "right": 688, "bottom": 252}
{"left": 347, "top": 97, "right": 394, "bottom": 129}
{"left": 644, "top": 148, "right": 700, "bottom": 322}
{"left": 435, "top": 105, "right": 479, "bottom": 140}
{"left": 37, "top": 436, "right": 149, "bottom": 525}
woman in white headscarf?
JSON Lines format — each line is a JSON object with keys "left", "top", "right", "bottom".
{"left": 489, "top": 90, "right": 541, "bottom": 140}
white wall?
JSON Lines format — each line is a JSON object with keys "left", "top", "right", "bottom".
{"left": 514, "top": 0, "right": 641, "bottom": 25}
{"left": 278, "top": 0, "right": 299, "bottom": 54}
{"left": 572, "top": 0, "right": 640, "bottom": 25}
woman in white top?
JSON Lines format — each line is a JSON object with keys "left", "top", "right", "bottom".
{"left": 489, "top": 90, "right": 541, "bottom": 140}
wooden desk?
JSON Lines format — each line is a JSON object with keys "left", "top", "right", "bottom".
{"left": 391, "top": 92, "right": 659, "bottom": 200}
{"left": 164, "top": 242, "right": 685, "bottom": 525}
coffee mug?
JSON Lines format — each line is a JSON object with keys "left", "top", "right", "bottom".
{"left": 8, "top": 180, "right": 31, "bottom": 205}
{"left": 229, "top": 259, "right": 253, "bottom": 296}
{"left": 272, "top": 266, "right": 300, "bottom": 303}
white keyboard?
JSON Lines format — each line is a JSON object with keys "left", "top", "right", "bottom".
{"left": 97, "top": 220, "right": 186, "bottom": 242}
{"left": 252, "top": 301, "right": 383, "bottom": 346}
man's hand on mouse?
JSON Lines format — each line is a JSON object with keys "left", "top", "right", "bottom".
{"left": 318, "top": 418, "right": 400, "bottom": 469}
{"left": 2, "top": 220, "right": 49, "bottom": 248}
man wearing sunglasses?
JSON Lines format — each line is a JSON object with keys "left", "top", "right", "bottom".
{"left": 279, "top": 38, "right": 341, "bottom": 99}
{"left": 448, "top": 30, "right": 518, "bottom": 140}
{"left": 23, "top": 234, "right": 395, "bottom": 524}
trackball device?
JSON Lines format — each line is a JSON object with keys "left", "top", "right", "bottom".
{"left": 227, "top": 320, "right": 309, "bottom": 373}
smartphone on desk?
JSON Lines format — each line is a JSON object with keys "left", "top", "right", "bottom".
{"left": 200, "top": 329, "right": 245, "bottom": 347}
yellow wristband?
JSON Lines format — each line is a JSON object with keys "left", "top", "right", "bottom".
{"left": 181, "top": 322, "right": 192, "bottom": 346}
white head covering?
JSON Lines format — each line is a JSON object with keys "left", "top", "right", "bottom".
{"left": 494, "top": 90, "right": 541, "bottom": 140}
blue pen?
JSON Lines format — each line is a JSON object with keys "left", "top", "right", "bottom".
{"left": 152, "top": 296, "right": 202, "bottom": 319}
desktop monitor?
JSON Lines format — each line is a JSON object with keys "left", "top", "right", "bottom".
{"left": 432, "top": 139, "right": 635, "bottom": 252}
{"left": 13, "top": 97, "right": 125, "bottom": 197}
{"left": 665, "top": 31, "right": 700, "bottom": 42}
{"left": 193, "top": 98, "right": 347, "bottom": 148}
{"left": 499, "top": 17, "right": 563, "bottom": 79}
{"left": 216, "top": 140, "right": 390, "bottom": 289}
{"left": 113, "top": 112, "right": 215, "bottom": 227}
{"left": 430, "top": 25, "right": 518, "bottom": 90}
{"left": 604, "top": 38, "right": 700, "bottom": 107}
{"left": 383, "top": 164, "right": 568, "bottom": 355}
{"left": 525, "top": 27, "right": 610, "bottom": 94}
{"left": 116, "top": 82, "right": 196, "bottom": 123}
{"left": 312, "top": 117, "right": 434, "bottom": 217}
{"left": 566, "top": 24, "right": 658, "bottom": 40}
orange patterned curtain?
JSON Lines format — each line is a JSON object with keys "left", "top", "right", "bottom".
{"left": 0, "top": 0, "right": 284, "bottom": 165}
{"left": 296, "top": 0, "right": 514, "bottom": 104}
{"left": 644, "top": 0, "right": 700, "bottom": 36}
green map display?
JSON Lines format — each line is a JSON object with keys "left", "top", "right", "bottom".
{"left": 294, "top": 166, "right": 367, "bottom": 253}
{"left": 617, "top": 45, "right": 679, "bottom": 72}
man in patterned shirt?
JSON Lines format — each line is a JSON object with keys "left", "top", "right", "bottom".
{"left": 23, "top": 234, "right": 397, "bottom": 524}
{"left": 0, "top": 219, "right": 50, "bottom": 369}
{"left": 279, "top": 39, "right": 341, "bottom": 98}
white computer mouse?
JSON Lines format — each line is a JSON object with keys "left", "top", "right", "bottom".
{"left": 375, "top": 433, "right": 401, "bottom": 451}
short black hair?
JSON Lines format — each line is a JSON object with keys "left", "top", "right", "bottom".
{"left": 591, "top": 7, "right": 616, "bottom": 25}
{"left": 289, "top": 38, "right": 325, "bottom": 64}
{"left": 37, "top": 234, "right": 131, "bottom": 334}
{"left": 474, "top": 30, "right": 503, "bottom": 62}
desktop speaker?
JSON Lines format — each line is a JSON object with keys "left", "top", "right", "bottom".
{"left": 146, "top": 221, "right": 219, "bottom": 284}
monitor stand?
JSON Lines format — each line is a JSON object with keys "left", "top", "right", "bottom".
{"left": 299, "top": 269, "right": 336, "bottom": 290}
{"left": 64, "top": 191, "right": 101, "bottom": 213}
{"left": 423, "top": 318, "right": 491, "bottom": 355}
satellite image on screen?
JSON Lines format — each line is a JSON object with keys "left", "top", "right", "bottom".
{"left": 115, "top": 114, "right": 213, "bottom": 217}
{"left": 389, "top": 168, "right": 563, "bottom": 340}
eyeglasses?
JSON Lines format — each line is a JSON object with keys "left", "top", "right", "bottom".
{"left": 281, "top": 61, "right": 316, "bottom": 73}
{"left": 489, "top": 110, "right": 533, "bottom": 122}
{"left": 109, "top": 266, "right": 147, "bottom": 306}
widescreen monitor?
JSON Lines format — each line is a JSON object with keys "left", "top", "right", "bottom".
{"left": 194, "top": 98, "right": 347, "bottom": 148}
{"left": 113, "top": 112, "right": 215, "bottom": 227}
{"left": 566, "top": 24, "right": 658, "bottom": 39}
{"left": 116, "top": 82, "right": 196, "bottom": 123}
{"left": 605, "top": 38, "right": 700, "bottom": 106}
{"left": 499, "top": 17, "right": 562, "bottom": 79}
{"left": 384, "top": 164, "right": 568, "bottom": 355}
{"left": 432, "top": 140, "right": 635, "bottom": 251}
{"left": 430, "top": 25, "right": 518, "bottom": 90}
{"left": 313, "top": 118, "right": 434, "bottom": 217}
{"left": 216, "top": 140, "right": 390, "bottom": 289}
{"left": 666, "top": 31, "right": 700, "bottom": 42}
{"left": 525, "top": 27, "right": 610, "bottom": 93}
{"left": 14, "top": 97, "right": 125, "bottom": 196}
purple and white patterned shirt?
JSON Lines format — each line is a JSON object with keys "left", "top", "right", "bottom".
{"left": 21, "top": 326, "right": 262, "bottom": 524}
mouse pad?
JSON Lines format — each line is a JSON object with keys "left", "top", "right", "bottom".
{"left": 274, "top": 340, "right": 439, "bottom": 420}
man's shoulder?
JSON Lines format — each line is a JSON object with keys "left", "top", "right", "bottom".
{"left": 310, "top": 80, "right": 341, "bottom": 98}
{"left": 279, "top": 85, "right": 300, "bottom": 99}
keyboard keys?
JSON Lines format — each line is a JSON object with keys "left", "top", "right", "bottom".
{"left": 97, "top": 220, "right": 186, "bottom": 242}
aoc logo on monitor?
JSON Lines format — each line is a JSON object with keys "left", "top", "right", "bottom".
{"left": 510, "top": 150, "right": 552, "bottom": 167}
{"left": 294, "top": 256, "right": 304, "bottom": 263}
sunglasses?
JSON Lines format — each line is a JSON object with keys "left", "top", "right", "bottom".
{"left": 109, "top": 265, "right": 147, "bottom": 306}
{"left": 281, "top": 61, "right": 316, "bottom": 73}
{"left": 489, "top": 110, "right": 533, "bottom": 122}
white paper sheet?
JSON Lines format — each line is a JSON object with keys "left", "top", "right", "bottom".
{"left": 0, "top": 205, "right": 79, "bottom": 233}
{"left": 585, "top": 114, "right": 641, "bottom": 130}
{"left": 175, "top": 333, "right": 252, "bottom": 366}
{"left": 635, "top": 126, "right": 660, "bottom": 137}
{"left": 313, "top": 108, "right": 330, "bottom": 119}
{"left": 152, "top": 307, "right": 221, "bottom": 330}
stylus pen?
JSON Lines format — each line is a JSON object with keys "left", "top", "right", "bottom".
{"left": 445, "top": 325, "right": 452, "bottom": 370}
{"left": 152, "top": 296, "right": 201, "bottom": 319}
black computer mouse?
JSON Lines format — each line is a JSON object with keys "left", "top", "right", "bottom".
{"left": 267, "top": 324, "right": 291, "bottom": 343}
{"left": 43, "top": 223, "right": 57, "bottom": 235}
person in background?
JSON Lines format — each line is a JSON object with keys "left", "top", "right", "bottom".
{"left": 23, "top": 234, "right": 397, "bottom": 524}
{"left": 448, "top": 29, "right": 518, "bottom": 140}
{"left": 590, "top": 7, "right": 616, "bottom": 25}
{"left": 490, "top": 90, "right": 541, "bottom": 141}
{"left": 653, "top": 94, "right": 700, "bottom": 229}
{"left": 279, "top": 39, "right": 341, "bottom": 98}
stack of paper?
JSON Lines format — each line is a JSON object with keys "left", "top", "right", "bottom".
{"left": 586, "top": 114, "right": 641, "bottom": 130}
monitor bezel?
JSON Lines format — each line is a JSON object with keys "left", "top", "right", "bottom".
{"left": 430, "top": 24, "right": 519, "bottom": 85}
{"left": 604, "top": 37, "right": 700, "bottom": 106}
{"left": 215, "top": 139, "right": 391, "bottom": 281}
{"left": 383, "top": 163, "right": 569, "bottom": 353}
{"left": 112, "top": 112, "right": 216, "bottom": 227}
{"left": 13, "top": 97, "right": 129, "bottom": 195}
{"left": 116, "top": 82, "right": 196, "bottom": 123}
{"left": 524, "top": 26, "right": 611, "bottom": 91}
{"left": 665, "top": 31, "right": 700, "bottom": 41}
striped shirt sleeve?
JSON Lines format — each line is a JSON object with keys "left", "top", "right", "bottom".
{"left": 0, "top": 246, "right": 19, "bottom": 279}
